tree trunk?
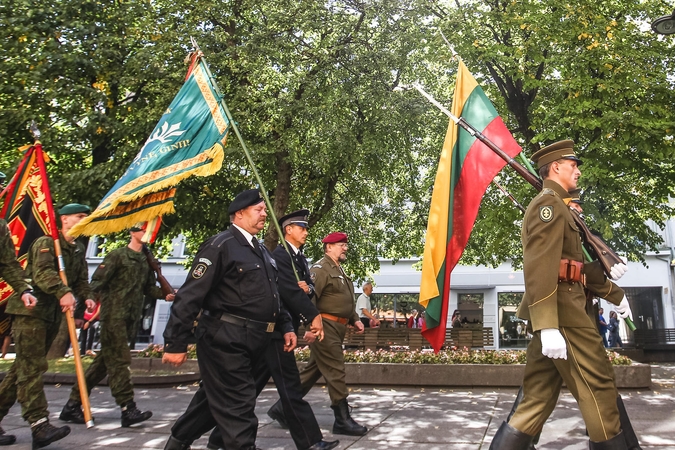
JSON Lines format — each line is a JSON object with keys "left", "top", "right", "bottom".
{"left": 264, "top": 148, "right": 292, "bottom": 250}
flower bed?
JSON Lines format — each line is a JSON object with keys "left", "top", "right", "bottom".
{"left": 137, "top": 344, "right": 632, "bottom": 366}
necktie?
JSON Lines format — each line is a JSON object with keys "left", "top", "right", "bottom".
{"left": 252, "top": 238, "right": 262, "bottom": 257}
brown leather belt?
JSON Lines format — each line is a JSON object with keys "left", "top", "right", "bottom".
{"left": 559, "top": 259, "right": 584, "bottom": 284}
{"left": 320, "top": 313, "right": 349, "bottom": 325}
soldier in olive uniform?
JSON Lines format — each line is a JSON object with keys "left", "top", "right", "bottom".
{"left": 60, "top": 226, "right": 175, "bottom": 427}
{"left": 0, "top": 218, "right": 38, "bottom": 446}
{"left": 296, "top": 232, "right": 367, "bottom": 436}
{"left": 490, "top": 141, "right": 634, "bottom": 450}
{"left": 0, "top": 203, "right": 95, "bottom": 448}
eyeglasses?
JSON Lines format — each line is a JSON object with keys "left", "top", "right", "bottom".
{"left": 334, "top": 243, "right": 348, "bottom": 248}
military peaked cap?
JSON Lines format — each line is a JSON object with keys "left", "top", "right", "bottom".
{"left": 228, "top": 189, "right": 264, "bottom": 215}
{"left": 58, "top": 203, "right": 91, "bottom": 216}
{"left": 322, "top": 232, "right": 348, "bottom": 243}
{"left": 531, "top": 139, "right": 583, "bottom": 168}
{"left": 279, "top": 209, "right": 310, "bottom": 230}
{"left": 568, "top": 188, "right": 583, "bottom": 204}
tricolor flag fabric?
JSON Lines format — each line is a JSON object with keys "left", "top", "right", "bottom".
{"left": 0, "top": 143, "right": 58, "bottom": 324}
{"left": 419, "top": 61, "right": 523, "bottom": 352}
{"left": 70, "top": 51, "right": 230, "bottom": 238}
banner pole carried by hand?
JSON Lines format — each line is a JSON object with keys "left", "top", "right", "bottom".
{"left": 29, "top": 123, "right": 94, "bottom": 428}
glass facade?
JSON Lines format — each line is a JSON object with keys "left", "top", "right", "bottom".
{"left": 498, "top": 292, "right": 530, "bottom": 348}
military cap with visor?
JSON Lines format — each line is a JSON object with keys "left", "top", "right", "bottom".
{"left": 58, "top": 203, "right": 91, "bottom": 216}
{"left": 279, "top": 209, "right": 309, "bottom": 229}
{"left": 568, "top": 188, "right": 583, "bottom": 205}
{"left": 531, "top": 139, "right": 583, "bottom": 169}
{"left": 227, "top": 189, "right": 264, "bottom": 215}
{"left": 322, "top": 232, "right": 348, "bottom": 244}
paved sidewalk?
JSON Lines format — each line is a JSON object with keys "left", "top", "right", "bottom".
{"left": 0, "top": 364, "right": 673, "bottom": 449}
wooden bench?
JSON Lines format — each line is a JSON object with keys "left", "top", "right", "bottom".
{"left": 296, "top": 326, "right": 429, "bottom": 351}
{"left": 444, "top": 327, "right": 494, "bottom": 349}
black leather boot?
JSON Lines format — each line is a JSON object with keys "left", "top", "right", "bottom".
{"left": 506, "top": 387, "right": 539, "bottom": 449}
{"left": 59, "top": 399, "right": 85, "bottom": 424}
{"left": 267, "top": 400, "right": 289, "bottom": 429}
{"left": 164, "top": 435, "right": 192, "bottom": 450}
{"left": 331, "top": 398, "right": 367, "bottom": 436}
{"left": 307, "top": 439, "right": 340, "bottom": 450}
{"left": 489, "top": 421, "right": 534, "bottom": 450}
{"left": 31, "top": 418, "right": 70, "bottom": 449}
{"left": 120, "top": 401, "right": 153, "bottom": 427}
{"left": 617, "top": 396, "right": 642, "bottom": 450}
{"left": 589, "top": 430, "right": 629, "bottom": 450}
{"left": 0, "top": 426, "right": 16, "bottom": 446}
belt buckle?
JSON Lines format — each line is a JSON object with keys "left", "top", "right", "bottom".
{"left": 266, "top": 322, "right": 275, "bottom": 333}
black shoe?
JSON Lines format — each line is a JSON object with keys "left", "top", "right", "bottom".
{"left": 590, "top": 431, "right": 629, "bottom": 450}
{"left": 164, "top": 435, "right": 192, "bottom": 450}
{"left": 331, "top": 399, "right": 367, "bottom": 436}
{"left": 617, "top": 396, "right": 642, "bottom": 450}
{"left": 267, "top": 400, "right": 289, "bottom": 429}
{"left": 307, "top": 439, "right": 340, "bottom": 450}
{"left": 489, "top": 421, "right": 534, "bottom": 450}
{"left": 121, "top": 401, "right": 153, "bottom": 427}
{"left": 31, "top": 419, "right": 70, "bottom": 449}
{"left": 59, "top": 399, "right": 85, "bottom": 424}
{"left": 0, "top": 426, "right": 16, "bottom": 446}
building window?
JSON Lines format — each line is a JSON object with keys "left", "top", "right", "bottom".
{"left": 623, "top": 287, "right": 664, "bottom": 330}
{"left": 457, "top": 293, "right": 484, "bottom": 328}
{"left": 498, "top": 292, "right": 530, "bottom": 348}
{"left": 369, "top": 293, "right": 423, "bottom": 328}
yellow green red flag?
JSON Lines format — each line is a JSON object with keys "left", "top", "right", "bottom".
{"left": 419, "top": 61, "right": 522, "bottom": 352}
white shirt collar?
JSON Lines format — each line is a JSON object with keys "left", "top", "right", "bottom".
{"left": 232, "top": 224, "right": 256, "bottom": 247}
{"left": 287, "top": 241, "right": 300, "bottom": 254}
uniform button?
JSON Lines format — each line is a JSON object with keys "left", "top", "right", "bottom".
{"left": 568, "top": 288, "right": 572, "bottom": 291}
{"left": 256, "top": 264, "right": 260, "bottom": 268}
{"left": 239, "top": 268, "right": 242, "bottom": 272}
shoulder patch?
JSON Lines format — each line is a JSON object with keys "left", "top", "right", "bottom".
{"left": 192, "top": 263, "right": 208, "bottom": 279}
{"left": 198, "top": 258, "right": 212, "bottom": 266}
{"left": 310, "top": 271, "right": 317, "bottom": 282}
{"left": 539, "top": 205, "right": 554, "bottom": 222}
{"left": 311, "top": 264, "right": 322, "bottom": 269}
{"left": 40, "top": 248, "right": 51, "bottom": 253}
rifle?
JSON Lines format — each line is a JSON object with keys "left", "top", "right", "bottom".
{"left": 142, "top": 245, "right": 174, "bottom": 298}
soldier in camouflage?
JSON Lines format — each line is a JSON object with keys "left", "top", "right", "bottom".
{"left": 0, "top": 203, "right": 95, "bottom": 449}
{"left": 0, "top": 218, "right": 38, "bottom": 446}
{"left": 60, "top": 225, "right": 175, "bottom": 427}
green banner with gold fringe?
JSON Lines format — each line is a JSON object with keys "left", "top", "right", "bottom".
{"left": 70, "top": 51, "right": 229, "bottom": 237}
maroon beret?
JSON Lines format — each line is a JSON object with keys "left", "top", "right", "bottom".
{"left": 322, "top": 232, "right": 348, "bottom": 243}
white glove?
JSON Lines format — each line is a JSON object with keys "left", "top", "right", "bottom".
{"left": 616, "top": 296, "right": 633, "bottom": 321}
{"left": 609, "top": 257, "right": 628, "bottom": 280}
{"left": 592, "top": 298, "right": 598, "bottom": 305}
{"left": 540, "top": 328, "right": 567, "bottom": 360}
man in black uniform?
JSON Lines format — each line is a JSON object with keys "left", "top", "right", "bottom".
{"left": 162, "top": 189, "right": 294, "bottom": 450}
{"left": 162, "top": 209, "right": 338, "bottom": 450}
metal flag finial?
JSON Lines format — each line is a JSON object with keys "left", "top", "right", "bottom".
{"left": 29, "top": 120, "right": 41, "bottom": 140}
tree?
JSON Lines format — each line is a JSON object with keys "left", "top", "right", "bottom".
{"left": 434, "top": 0, "right": 675, "bottom": 266}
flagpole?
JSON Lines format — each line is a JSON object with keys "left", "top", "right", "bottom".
{"left": 30, "top": 124, "right": 95, "bottom": 428}
{"left": 191, "top": 43, "right": 301, "bottom": 282}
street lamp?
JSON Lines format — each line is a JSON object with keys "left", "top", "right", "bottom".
{"left": 652, "top": 9, "right": 675, "bottom": 35}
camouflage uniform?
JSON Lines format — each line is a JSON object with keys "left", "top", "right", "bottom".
{"left": 0, "top": 219, "right": 31, "bottom": 335}
{"left": 0, "top": 233, "right": 91, "bottom": 424}
{"left": 69, "top": 246, "right": 163, "bottom": 406}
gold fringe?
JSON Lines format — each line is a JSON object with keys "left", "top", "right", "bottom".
{"left": 70, "top": 143, "right": 224, "bottom": 237}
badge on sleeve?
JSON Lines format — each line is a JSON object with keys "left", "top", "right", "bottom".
{"left": 310, "top": 271, "right": 317, "bottom": 282}
{"left": 192, "top": 263, "right": 208, "bottom": 279}
{"left": 539, "top": 206, "right": 553, "bottom": 222}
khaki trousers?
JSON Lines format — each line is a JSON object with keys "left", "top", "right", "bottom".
{"left": 510, "top": 326, "right": 620, "bottom": 442}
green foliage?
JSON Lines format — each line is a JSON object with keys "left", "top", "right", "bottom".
{"left": 2, "top": 0, "right": 674, "bottom": 279}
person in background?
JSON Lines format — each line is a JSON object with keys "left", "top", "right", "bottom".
{"left": 598, "top": 308, "right": 609, "bottom": 348}
{"left": 608, "top": 311, "right": 623, "bottom": 348}
{"left": 451, "top": 310, "right": 462, "bottom": 329}
{"left": 355, "top": 282, "right": 379, "bottom": 328}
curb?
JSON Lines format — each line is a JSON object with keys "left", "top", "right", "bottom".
{"left": 0, "top": 360, "right": 651, "bottom": 389}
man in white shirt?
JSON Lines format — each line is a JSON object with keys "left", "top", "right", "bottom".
{"left": 355, "top": 282, "right": 379, "bottom": 328}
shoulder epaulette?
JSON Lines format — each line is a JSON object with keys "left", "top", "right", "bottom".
{"left": 541, "top": 188, "right": 555, "bottom": 196}
{"left": 212, "top": 230, "right": 234, "bottom": 248}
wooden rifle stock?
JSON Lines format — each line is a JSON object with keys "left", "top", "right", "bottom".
{"left": 455, "top": 118, "right": 623, "bottom": 277}
{"left": 142, "top": 245, "right": 174, "bottom": 298}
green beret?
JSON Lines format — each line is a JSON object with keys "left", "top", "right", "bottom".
{"left": 228, "top": 189, "right": 264, "bottom": 215}
{"left": 58, "top": 203, "right": 91, "bottom": 216}
{"left": 531, "top": 140, "right": 583, "bottom": 169}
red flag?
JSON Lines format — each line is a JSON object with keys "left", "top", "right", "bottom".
{"left": 0, "top": 143, "right": 58, "bottom": 315}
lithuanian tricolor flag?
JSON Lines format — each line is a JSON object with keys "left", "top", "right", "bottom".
{"left": 420, "top": 61, "right": 523, "bottom": 352}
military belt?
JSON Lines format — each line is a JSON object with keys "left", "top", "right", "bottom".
{"left": 558, "top": 259, "right": 585, "bottom": 284}
{"left": 320, "top": 313, "right": 349, "bottom": 325}
{"left": 203, "top": 310, "right": 275, "bottom": 332}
